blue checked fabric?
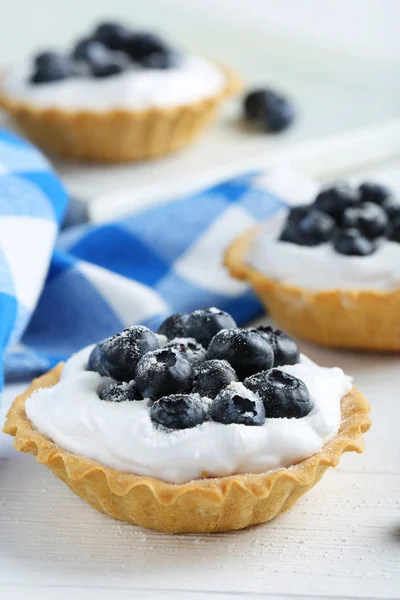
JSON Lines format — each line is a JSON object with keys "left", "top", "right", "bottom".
{"left": 0, "top": 129, "right": 67, "bottom": 387}
{"left": 1, "top": 128, "right": 290, "bottom": 389}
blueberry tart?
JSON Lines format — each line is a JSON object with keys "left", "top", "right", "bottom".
{"left": 225, "top": 181, "right": 400, "bottom": 351}
{"left": 0, "top": 21, "right": 241, "bottom": 162}
{"left": 4, "top": 309, "right": 370, "bottom": 533}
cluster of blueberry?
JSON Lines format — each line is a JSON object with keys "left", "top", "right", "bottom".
{"left": 87, "top": 308, "right": 312, "bottom": 430}
{"left": 280, "top": 181, "right": 400, "bottom": 256}
{"left": 31, "top": 21, "right": 180, "bottom": 84}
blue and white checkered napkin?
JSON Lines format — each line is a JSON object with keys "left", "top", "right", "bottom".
{"left": 0, "top": 129, "right": 67, "bottom": 386}
{"left": 0, "top": 127, "right": 308, "bottom": 388}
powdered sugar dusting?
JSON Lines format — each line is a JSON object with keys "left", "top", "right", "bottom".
{"left": 156, "top": 334, "right": 167, "bottom": 348}
{"left": 228, "top": 381, "right": 259, "bottom": 401}
{"left": 25, "top": 345, "right": 351, "bottom": 484}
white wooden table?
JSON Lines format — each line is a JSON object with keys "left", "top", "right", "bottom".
{"left": 1, "top": 327, "right": 400, "bottom": 600}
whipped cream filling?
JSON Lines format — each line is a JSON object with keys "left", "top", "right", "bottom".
{"left": 25, "top": 345, "right": 351, "bottom": 485}
{"left": 248, "top": 210, "right": 400, "bottom": 291}
{"left": 1, "top": 55, "right": 226, "bottom": 112}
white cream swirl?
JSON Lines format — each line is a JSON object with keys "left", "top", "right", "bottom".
{"left": 1, "top": 55, "right": 226, "bottom": 112}
{"left": 25, "top": 345, "right": 351, "bottom": 484}
{"left": 247, "top": 210, "right": 400, "bottom": 292}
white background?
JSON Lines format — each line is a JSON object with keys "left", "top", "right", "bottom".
{"left": 0, "top": 0, "right": 399, "bottom": 61}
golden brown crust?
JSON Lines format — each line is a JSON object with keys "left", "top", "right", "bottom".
{"left": 0, "top": 64, "right": 242, "bottom": 162}
{"left": 3, "top": 365, "right": 370, "bottom": 533}
{"left": 225, "top": 226, "right": 400, "bottom": 351}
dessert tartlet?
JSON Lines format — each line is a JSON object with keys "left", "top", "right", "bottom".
{"left": 4, "top": 307, "right": 371, "bottom": 534}
{"left": 0, "top": 22, "right": 241, "bottom": 162}
{"left": 226, "top": 182, "right": 400, "bottom": 351}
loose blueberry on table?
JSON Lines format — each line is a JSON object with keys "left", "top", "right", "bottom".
{"left": 278, "top": 181, "right": 400, "bottom": 256}
{"left": 243, "top": 88, "right": 295, "bottom": 133}
{"left": 87, "top": 307, "right": 313, "bottom": 431}
{"left": 30, "top": 21, "right": 181, "bottom": 84}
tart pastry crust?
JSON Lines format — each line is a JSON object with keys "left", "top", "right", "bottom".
{"left": 225, "top": 226, "right": 400, "bottom": 351}
{"left": 3, "top": 364, "right": 370, "bottom": 534}
{"left": 0, "top": 64, "right": 241, "bottom": 163}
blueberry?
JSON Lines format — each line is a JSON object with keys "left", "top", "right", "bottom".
{"left": 359, "top": 182, "right": 392, "bottom": 206}
{"left": 186, "top": 308, "right": 237, "bottom": 349}
{"left": 207, "top": 328, "right": 274, "bottom": 380}
{"left": 157, "top": 313, "right": 189, "bottom": 340}
{"left": 314, "top": 183, "right": 360, "bottom": 222}
{"left": 211, "top": 382, "right": 265, "bottom": 426}
{"left": 87, "top": 340, "right": 109, "bottom": 376}
{"left": 34, "top": 51, "right": 63, "bottom": 68}
{"left": 31, "top": 52, "right": 73, "bottom": 84}
{"left": 192, "top": 359, "right": 238, "bottom": 399}
{"left": 72, "top": 38, "right": 108, "bottom": 61}
{"left": 381, "top": 196, "right": 400, "bottom": 221}
{"left": 279, "top": 222, "right": 305, "bottom": 246}
{"left": 93, "top": 21, "right": 132, "bottom": 50}
{"left": 280, "top": 209, "right": 335, "bottom": 247}
{"left": 340, "top": 206, "right": 366, "bottom": 230}
{"left": 123, "top": 32, "right": 169, "bottom": 62}
{"left": 244, "top": 88, "right": 295, "bottom": 133}
{"left": 165, "top": 337, "right": 206, "bottom": 367}
{"left": 97, "top": 325, "right": 159, "bottom": 381}
{"left": 390, "top": 219, "right": 400, "bottom": 243}
{"left": 341, "top": 202, "right": 389, "bottom": 240}
{"left": 140, "top": 49, "right": 181, "bottom": 69}
{"left": 244, "top": 369, "right": 312, "bottom": 418}
{"left": 358, "top": 181, "right": 399, "bottom": 221}
{"left": 135, "top": 348, "right": 192, "bottom": 400}
{"left": 90, "top": 53, "right": 129, "bottom": 78}
{"left": 99, "top": 381, "right": 143, "bottom": 402}
{"left": 70, "top": 61, "right": 91, "bottom": 78}
{"left": 150, "top": 393, "right": 208, "bottom": 430}
{"left": 286, "top": 205, "right": 311, "bottom": 224}
{"left": 255, "top": 326, "right": 300, "bottom": 367}
{"left": 333, "top": 228, "right": 377, "bottom": 256}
